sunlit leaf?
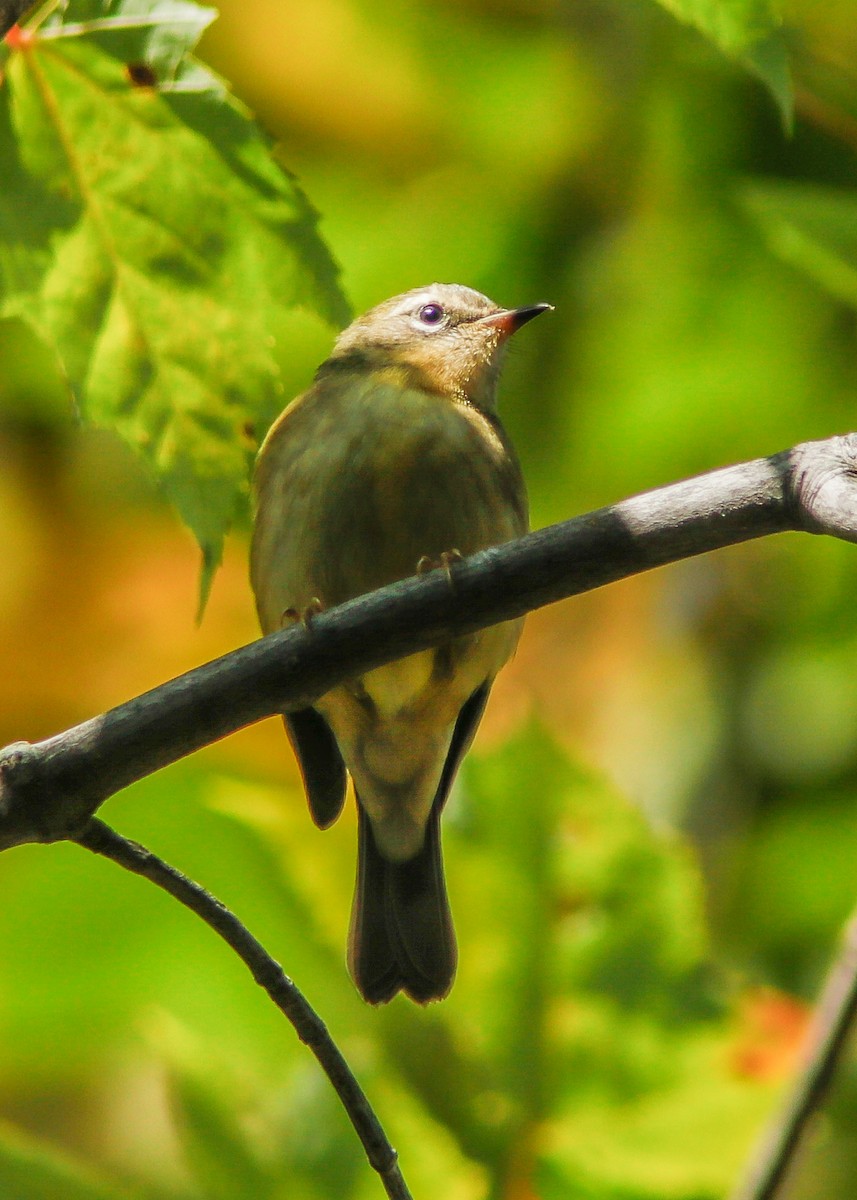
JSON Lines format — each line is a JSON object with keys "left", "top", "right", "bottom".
{"left": 0, "top": 0, "right": 348, "bottom": 605}
{"left": 651, "top": 0, "right": 792, "bottom": 128}
{"left": 653, "top": 0, "right": 779, "bottom": 54}
{"left": 40, "top": 0, "right": 219, "bottom": 77}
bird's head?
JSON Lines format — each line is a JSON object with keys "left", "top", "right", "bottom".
{"left": 321, "top": 283, "right": 552, "bottom": 409}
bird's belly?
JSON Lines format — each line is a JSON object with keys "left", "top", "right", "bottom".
{"left": 316, "top": 613, "right": 521, "bottom": 859}
{"left": 355, "top": 611, "right": 520, "bottom": 731}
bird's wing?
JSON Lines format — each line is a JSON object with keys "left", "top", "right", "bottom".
{"left": 434, "top": 680, "right": 491, "bottom": 814}
{"left": 283, "top": 708, "right": 347, "bottom": 829}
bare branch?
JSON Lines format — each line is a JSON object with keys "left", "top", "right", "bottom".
{"left": 74, "top": 819, "right": 414, "bottom": 1200}
{"left": 1, "top": 434, "right": 856, "bottom": 851}
{"left": 730, "top": 905, "right": 857, "bottom": 1200}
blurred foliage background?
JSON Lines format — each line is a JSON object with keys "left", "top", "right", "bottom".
{"left": 3, "top": 0, "right": 857, "bottom": 1197}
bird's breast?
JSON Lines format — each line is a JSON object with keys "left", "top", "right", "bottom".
{"left": 252, "top": 376, "right": 527, "bottom": 624}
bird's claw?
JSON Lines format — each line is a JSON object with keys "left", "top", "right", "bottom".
{"left": 417, "top": 549, "right": 462, "bottom": 586}
{"left": 281, "top": 598, "right": 323, "bottom": 629}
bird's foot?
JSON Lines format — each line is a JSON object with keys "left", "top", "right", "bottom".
{"left": 417, "top": 549, "right": 462, "bottom": 587}
{"left": 281, "top": 597, "right": 323, "bottom": 629}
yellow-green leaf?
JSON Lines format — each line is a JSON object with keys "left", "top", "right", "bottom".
{"left": 0, "top": 1, "right": 349, "bottom": 604}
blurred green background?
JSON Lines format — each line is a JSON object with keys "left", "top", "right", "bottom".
{"left": 3, "top": 0, "right": 857, "bottom": 1196}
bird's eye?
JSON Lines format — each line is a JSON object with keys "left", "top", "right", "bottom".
{"left": 417, "top": 302, "right": 445, "bottom": 326}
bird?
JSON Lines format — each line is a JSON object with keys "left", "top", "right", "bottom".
{"left": 250, "top": 283, "right": 551, "bottom": 1004}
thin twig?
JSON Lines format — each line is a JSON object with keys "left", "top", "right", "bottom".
{"left": 4, "top": 434, "right": 857, "bottom": 852}
{"left": 730, "top": 906, "right": 857, "bottom": 1200}
{"left": 73, "top": 818, "right": 414, "bottom": 1200}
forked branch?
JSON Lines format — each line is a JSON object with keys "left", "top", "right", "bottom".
{"left": 3, "top": 433, "right": 857, "bottom": 1199}
{"left": 2, "top": 434, "right": 857, "bottom": 851}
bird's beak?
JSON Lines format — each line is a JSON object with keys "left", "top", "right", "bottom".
{"left": 476, "top": 302, "right": 554, "bottom": 338}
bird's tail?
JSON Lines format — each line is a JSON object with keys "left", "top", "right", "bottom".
{"left": 348, "top": 800, "right": 456, "bottom": 1004}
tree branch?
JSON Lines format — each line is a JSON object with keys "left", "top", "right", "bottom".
{"left": 74, "top": 819, "right": 413, "bottom": 1200}
{"left": 3, "top": 433, "right": 857, "bottom": 1198}
{"left": 0, "top": 0, "right": 37, "bottom": 41}
{"left": 2, "top": 434, "right": 857, "bottom": 851}
{"left": 731, "top": 904, "right": 857, "bottom": 1200}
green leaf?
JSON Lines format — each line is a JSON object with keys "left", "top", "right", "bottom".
{"left": 652, "top": 0, "right": 793, "bottom": 129}
{"left": 654, "top": 0, "right": 780, "bottom": 53}
{"left": 742, "top": 30, "right": 792, "bottom": 132}
{"left": 742, "top": 180, "right": 857, "bottom": 310}
{"left": 460, "top": 722, "right": 565, "bottom": 1116}
{"left": 40, "top": 0, "right": 219, "bottom": 78}
{"left": 428, "top": 725, "right": 774, "bottom": 1196}
{"left": 0, "top": 0, "right": 349, "bottom": 605}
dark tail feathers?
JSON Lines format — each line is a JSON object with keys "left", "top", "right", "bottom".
{"left": 348, "top": 802, "right": 456, "bottom": 1004}
{"left": 346, "top": 682, "right": 491, "bottom": 1003}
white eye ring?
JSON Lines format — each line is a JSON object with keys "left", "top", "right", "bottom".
{"left": 416, "top": 302, "right": 445, "bottom": 328}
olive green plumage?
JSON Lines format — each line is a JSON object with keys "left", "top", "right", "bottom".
{"left": 250, "top": 283, "right": 550, "bottom": 1003}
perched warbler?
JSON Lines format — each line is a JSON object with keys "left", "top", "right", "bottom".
{"left": 250, "top": 283, "right": 551, "bottom": 1004}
